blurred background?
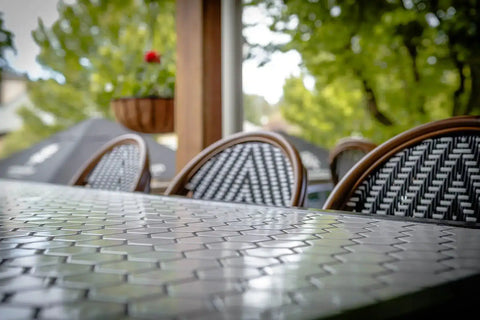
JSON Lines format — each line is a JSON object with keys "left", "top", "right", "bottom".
{"left": 0, "top": 0, "right": 479, "bottom": 206}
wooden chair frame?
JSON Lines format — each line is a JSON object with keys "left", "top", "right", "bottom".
{"left": 165, "top": 131, "right": 308, "bottom": 207}
{"left": 323, "top": 116, "right": 480, "bottom": 210}
{"left": 69, "top": 133, "right": 151, "bottom": 193}
{"left": 329, "top": 137, "right": 377, "bottom": 185}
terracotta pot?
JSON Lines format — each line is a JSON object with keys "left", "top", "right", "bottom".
{"left": 111, "top": 97, "right": 174, "bottom": 133}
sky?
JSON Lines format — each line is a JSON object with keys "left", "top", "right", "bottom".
{"left": 0, "top": 0, "right": 60, "bottom": 79}
{"left": 0, "top": 0, "right": 301, "bottom": 105}
{"left": 242, "top": 4, "right": 302, "bottom": 104}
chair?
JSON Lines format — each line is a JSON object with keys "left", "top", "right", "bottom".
{"left": 165, "top": 131, "right": 308, "bottom": 207}
{"left": 323, "top": 116, "right": 480, "bottom": 223}
{"left": 329, "top": 137, "right": 377, "bottom": 185}
{"left": 69, "top": 134, "right": 151, "bottom": 193}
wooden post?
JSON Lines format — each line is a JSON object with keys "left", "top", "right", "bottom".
{"left": 175, "top": 0, "right": 222, "bottom": 172}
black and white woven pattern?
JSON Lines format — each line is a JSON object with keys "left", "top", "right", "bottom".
{"left": 185, "top": 142, "right": 294, "bottom": 207}
{"left": 86, "top": 144, "right": 140, "bottom": 191}
{"left": 346, "top": 135, "right": 480, "bottom": 222}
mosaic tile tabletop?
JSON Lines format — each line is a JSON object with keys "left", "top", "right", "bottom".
{"left": 0, "top": 180, "right": 479, "bottom": 319}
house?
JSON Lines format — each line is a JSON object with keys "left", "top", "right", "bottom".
{"left": 0, "top": 69, "right": 30, "bottom": 135}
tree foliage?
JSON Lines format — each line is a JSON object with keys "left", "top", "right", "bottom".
{"left": 244, "top": 93, "right": 276, "bottom": 125}
{"left": 1, "top": 0, "right": 176, "bottom": 156}
{"left": 0, "top": 12, "right": 15, "bottom": 70}
{"left": 246, "top": 0, "right": 480, "bottom": 147}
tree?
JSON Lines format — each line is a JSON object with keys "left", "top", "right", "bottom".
{"left": 0, "top": 12, "right": 15, "bottom": 71}
{"left": 0, "top": 12, "right": 16, "bottom": 106}
{"left": 245, "top": 0, "right": 480, "bottom": 147}
{"left": 1, "top": 0, "right": 176, "bottom": 157}
{"left": 243, "top": 93, "right": 276, "bottom": 125}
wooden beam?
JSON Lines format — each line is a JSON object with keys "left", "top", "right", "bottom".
{"left": 175, "top": 0, "right": 222, "bottom": 172}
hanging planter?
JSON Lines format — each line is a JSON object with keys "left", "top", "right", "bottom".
{"left": 111, "top": 49, "right": 175, "bottom": 134}
{"left": 111, "top": 96, "right": 174, "bottom": 134}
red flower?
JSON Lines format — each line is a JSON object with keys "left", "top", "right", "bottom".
{"left": 144, "top": 50, "right": 161, "bottom": 63}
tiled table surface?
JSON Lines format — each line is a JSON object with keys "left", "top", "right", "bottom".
{"left": 0, "top": 179, "right": 479, "bottom": 319}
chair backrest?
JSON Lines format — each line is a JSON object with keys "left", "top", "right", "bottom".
{"left": 69, "top": 134, "right": 151, "bottom": 192}
{"left": 165, "top": 131, "right": 308, "bottom": 207}
{"left": 329, "top": 137, "right": 377, "bottom": 185}
{"left": 323, "top": 116, "right": 480, "bottom": 224}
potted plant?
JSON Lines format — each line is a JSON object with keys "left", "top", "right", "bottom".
{"left": 111, "top": 49, "right": 175, "bottom": 133}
